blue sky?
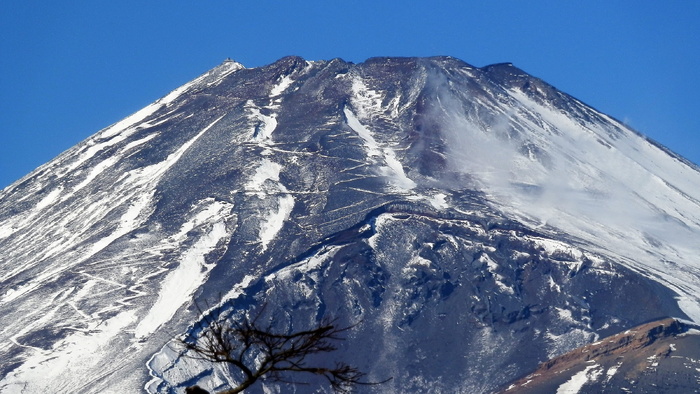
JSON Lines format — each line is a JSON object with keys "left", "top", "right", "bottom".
{"left": 1, "top": 1, "right": 698, "bottom": 189}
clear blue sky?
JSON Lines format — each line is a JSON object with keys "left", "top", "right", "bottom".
{"left": 1, "top": 1, "right": 699, "bottom": 189}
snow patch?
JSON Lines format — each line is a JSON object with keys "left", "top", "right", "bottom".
{"left": 221, "top": 275, "right": 258, "bottom": 302}
{"left": 89, "top": 191, "right": 156, "bottom": 256}
{"left": 73, "top": 155, "right": 120, "bottom": 192}
{"left": 679, "top": 328, "right": 700, "bottom": 337}
{"left": 0, "top": 222, "right": 14, "bottom": 240}
{"left": 402, "top": 255, "right": 433, "bottom": 277}
{"left": 556, "top": 364, "right": 601, "bottom": 394}
{"left": 675, "top": 295, "right": 700, "bottom": 323}
{"left": 548, "top": 275, "right": 562, "bottom": 293}
{"left": 428, "top": 193, "right": 448, "bottom": 209}
{"left": 245, "top": 159, "right": 295, "bottom": 251}
{"left": 99, "top": 102, "right": 163, "bottom": 140}
{"left": 246, "top": 159, "right": 283, "bottom": 193}
{"left": 605, "top": 362, "right": 622, "bottom": 382}
{"left": 344, "top": 107, "right": 416, "bottom": 190}
{"left": 553, "top": 307, "right": 577, "bottom": 324}
{"left": 134, "top": 206, "right": 231, "bottom": 339}
{"left": 259, "top": 194, "right": 294, "bottom": 252}
{"left": 246, "top": 100, "right": 278, "bottom": 141}
{"left": 344, "top": 106, "right": 382, "bottom": 158}
{"left": 121, "top": 133, "right": 158, "bottom": 154}
{"left": 270, "top": 75, "right": 294, "bottom": 97}
{"left": 34, "top": 186, "right": 63, "bottom": 211}
{"left": 480, "top": 253, "right": 513, "bottom": 295}
{"left": 350, "top": 77, "right": 384, "bottom": 118}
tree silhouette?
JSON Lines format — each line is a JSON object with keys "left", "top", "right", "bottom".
{"left": 180, "top": 304, "right": 388, "bottom": 393}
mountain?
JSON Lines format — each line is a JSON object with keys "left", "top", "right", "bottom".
{"left": 1, "top": 55, "right": 699, "bottom": 393}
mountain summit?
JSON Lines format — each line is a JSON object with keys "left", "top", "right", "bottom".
{"left": 1, "top": 56, "right": 699, "bottom": 393}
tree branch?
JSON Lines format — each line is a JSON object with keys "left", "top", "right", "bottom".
{"left": 179, "top": 303, "right": 390, "bottom": 393}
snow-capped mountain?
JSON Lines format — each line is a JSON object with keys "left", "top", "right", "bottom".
{"left": 1, "top": 56, "right": 699, "bottom": 393}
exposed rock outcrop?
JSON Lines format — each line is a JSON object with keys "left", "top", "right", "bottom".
{"left": 500, "top": 318, "right": 700, "bottom": 393}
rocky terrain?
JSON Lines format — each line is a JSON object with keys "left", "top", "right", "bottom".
{"left": 501, "top": 318, "right": 700, "bottom": 393}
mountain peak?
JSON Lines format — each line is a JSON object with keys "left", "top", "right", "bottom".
{"left": 1, "top": 55, "right": 699, "bottom": 393}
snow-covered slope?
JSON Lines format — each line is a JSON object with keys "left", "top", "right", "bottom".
{"left": 0, "top": 56, "right": 699, "bottom": 393}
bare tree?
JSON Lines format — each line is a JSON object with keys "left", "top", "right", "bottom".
{"left": 179, "top": 304, "right": 388, "bottom": 394}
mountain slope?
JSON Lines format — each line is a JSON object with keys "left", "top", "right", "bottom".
{"left": 0, "top": 56, "right": 699, "bottom": 393}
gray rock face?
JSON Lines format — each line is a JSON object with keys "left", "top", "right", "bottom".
{"left": 1, "top": 56, "right": 699, "bottom": 393}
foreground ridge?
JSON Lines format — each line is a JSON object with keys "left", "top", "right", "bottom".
{"left": 501, "top": 318, "right": 700, "bottom": 393}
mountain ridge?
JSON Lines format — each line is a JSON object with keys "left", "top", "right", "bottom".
{"left": 500, "top": 317, "right": 700, "bottom": 393}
